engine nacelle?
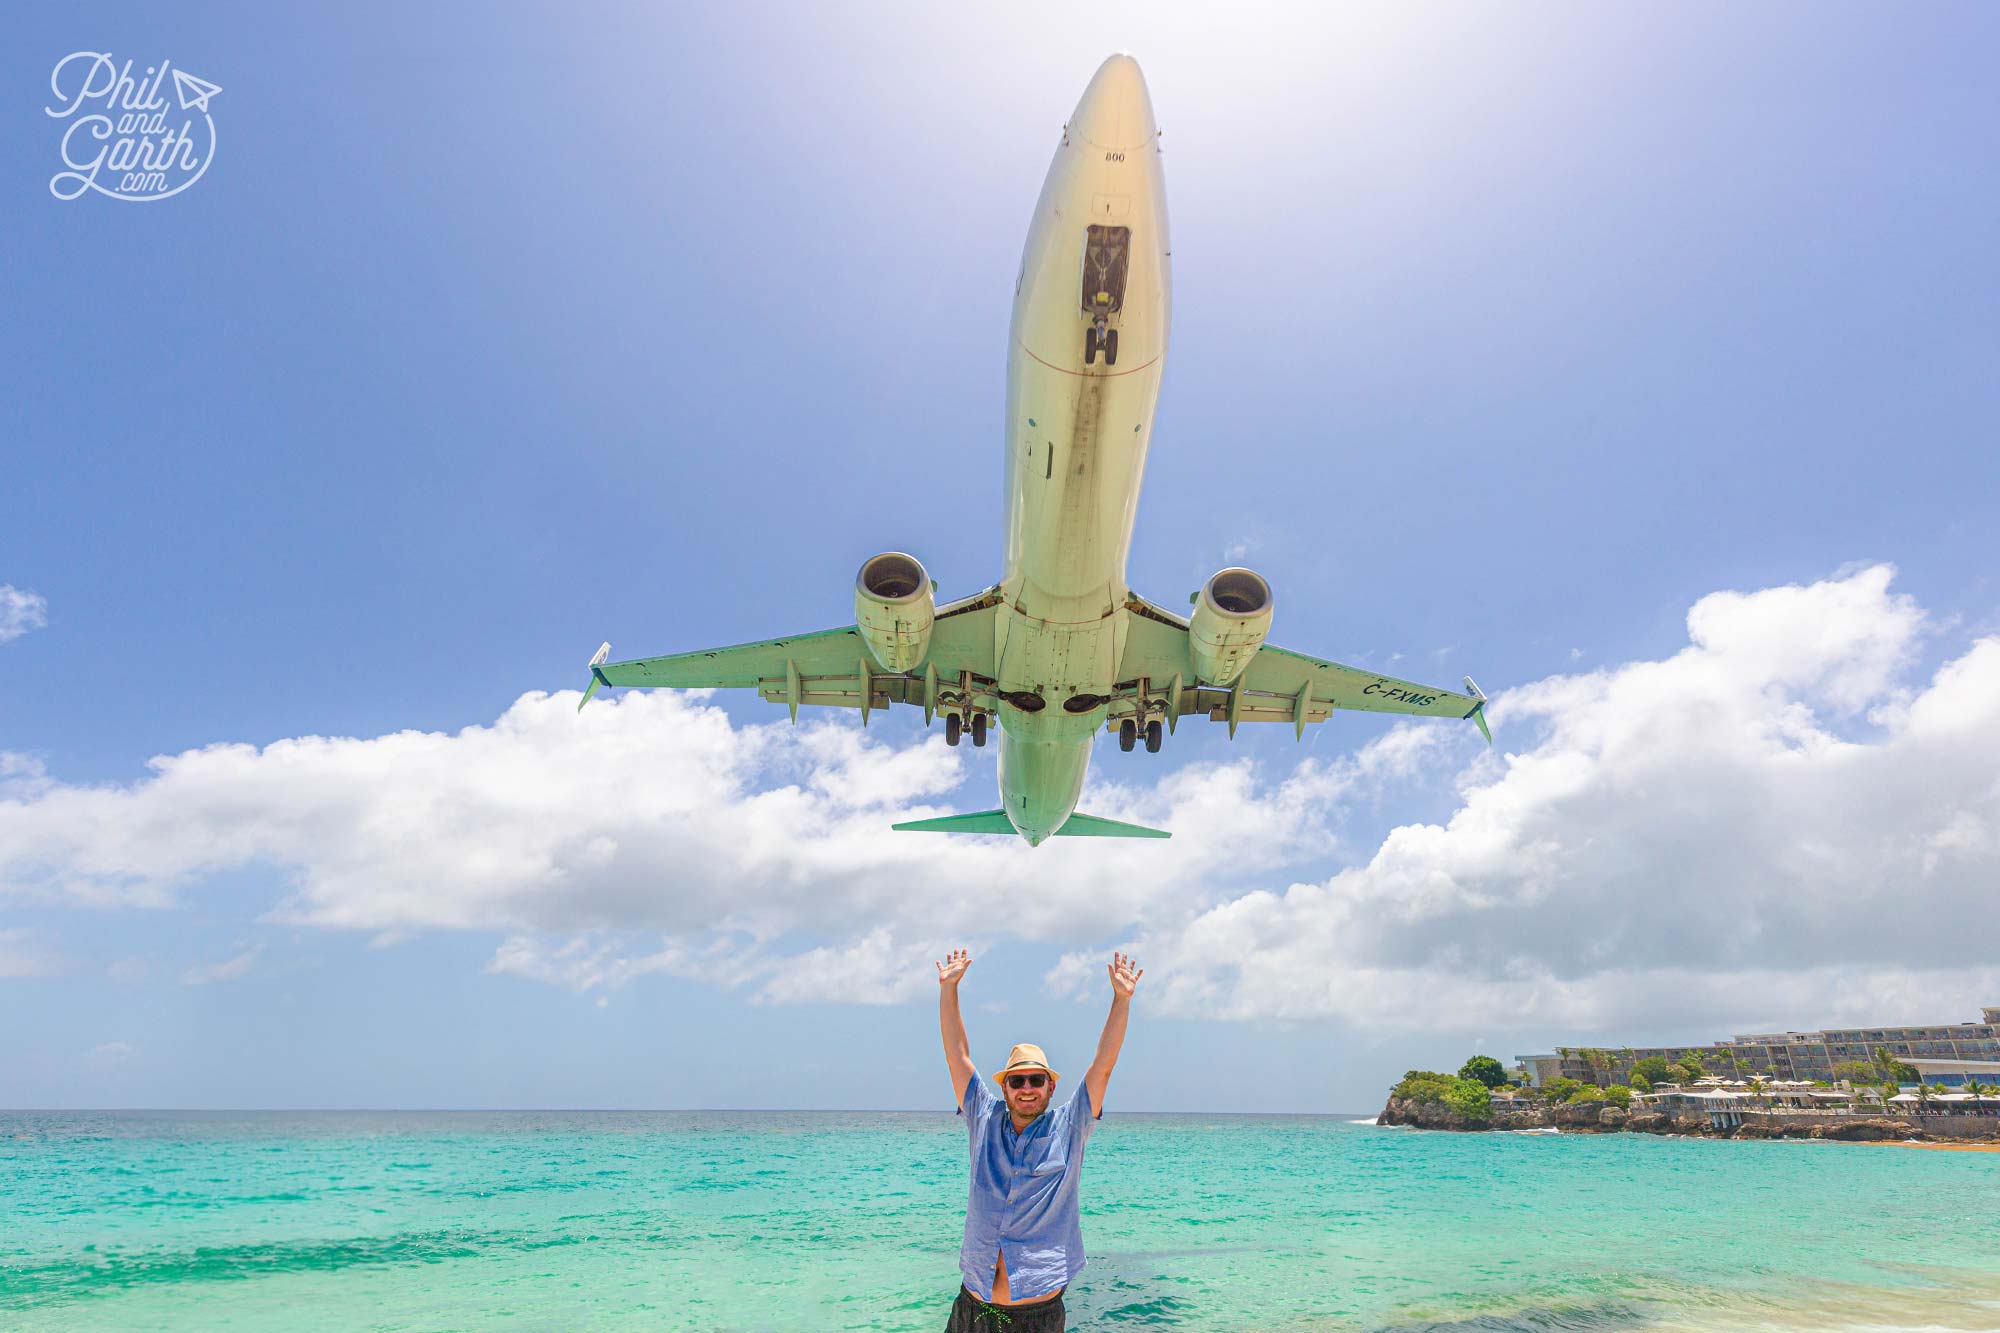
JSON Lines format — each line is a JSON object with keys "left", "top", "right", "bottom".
{"left": 854, "top": 551, "right": 935, "bottom": 672}
{"left": 1189, "top": 567, "right": 1273, "bottom": 686}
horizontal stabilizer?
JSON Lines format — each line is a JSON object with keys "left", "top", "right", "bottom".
{"left": 891, "top": 810, "right": 1017, "bottom": 835}
{"left": 1055, "top": 813, "right": 1172, "bottom": 839}
{"left": 891, "top": 810, "right": 1171, "bottom": 839}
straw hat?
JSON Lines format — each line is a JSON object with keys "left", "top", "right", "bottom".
{"left": 997, "top": 1043, "right": 1059, "bottom": 1083}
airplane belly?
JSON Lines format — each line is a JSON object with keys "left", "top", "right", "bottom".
{"left": 996, "top": 706, "right": 1099, "bottom": 844}
{"left": 1000, "top": 73, "right": 1171, "bottom": 704}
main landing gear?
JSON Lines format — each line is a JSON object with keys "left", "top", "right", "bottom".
{"left": 1118, "top": 718, "right": 1164, "bottom": 753}
{"left": 944, "top": 713, "right": 987, "bottom": 748}
{"left": 1084, "top": 322, "right": 1119, "bottom": 367}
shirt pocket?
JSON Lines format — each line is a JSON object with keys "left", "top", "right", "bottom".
{"left": 1029, "top": 1145, "right": 1069, "bottom": 1176}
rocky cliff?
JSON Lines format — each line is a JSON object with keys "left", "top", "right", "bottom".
{"left": 1376, "top": 1097, "right": 1968, "bottom": 1144}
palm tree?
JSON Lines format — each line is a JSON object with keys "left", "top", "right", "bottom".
{"left": 1913, "top": 1082, "right": 1934, "bottom": 1116}
{"left": 1748, "top": 1077, "right": 1771, "bottom": 1107}
{"left": 1586, "top": 1049, "right": 1613, "bottom": 1087}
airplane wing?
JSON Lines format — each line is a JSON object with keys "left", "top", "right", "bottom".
{"left": 579, "top": 590, "right": 1003, "bottom": 723}
{"left": 1116, "top": 594, "right": 1490, "bottom": 741}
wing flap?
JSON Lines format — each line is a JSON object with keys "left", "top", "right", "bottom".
{"left": 584, "top": 590, "right": 1004, "bottom": 720}
{"left": 1117, "top": 591, "right": 1485, "bottom": 738}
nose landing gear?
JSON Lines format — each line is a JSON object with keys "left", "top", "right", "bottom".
{"left": 1083, "top": 322, "right": 1119, "bottom": 367}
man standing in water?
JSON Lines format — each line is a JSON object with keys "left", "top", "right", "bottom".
{"left": 935, "top": 947, "right": 1142, "bottom": 1332}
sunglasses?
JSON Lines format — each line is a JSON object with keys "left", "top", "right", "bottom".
{"left": 1006, "top": 1073, "right": 1048, "bottom": 1091}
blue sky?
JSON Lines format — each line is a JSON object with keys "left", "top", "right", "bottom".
{"left": 4, "top": 4, "right": 1997, "bottom": 1111}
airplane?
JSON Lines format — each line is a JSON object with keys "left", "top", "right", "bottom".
{"left": 579, "top": 54, "right": 1489, "bottom": 845}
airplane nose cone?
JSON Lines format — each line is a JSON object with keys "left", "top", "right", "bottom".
{"left": 1069, "top": 53, "right": 1156, "bottom": 153}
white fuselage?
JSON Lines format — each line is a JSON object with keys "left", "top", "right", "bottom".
{"left": 995, "top": 56, "right": 1169, "bottom": 843}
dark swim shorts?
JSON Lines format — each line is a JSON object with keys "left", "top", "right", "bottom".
{"left": 944, "top": 1285, "right": 1066, "bottom": 1332}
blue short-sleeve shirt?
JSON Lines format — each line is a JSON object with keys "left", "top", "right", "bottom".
{"left": 957, "top": 1073, "right": 1099, "bottom": 1302}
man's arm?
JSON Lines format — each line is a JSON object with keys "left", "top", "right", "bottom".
{"left": 1083, "top": 951, "right": 1142, "bottom": 1115}
{"left": 937, "top": 948, "right": 977, "bottom": 1109}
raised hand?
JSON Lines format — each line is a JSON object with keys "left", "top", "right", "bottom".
{"left": 1107, "top": 951, "right": 1143, "bottom": 999}
{"left": 936, "top": 948, "right": 973, "bottom": 988}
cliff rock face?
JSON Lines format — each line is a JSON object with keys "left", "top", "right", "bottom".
{"left": 1377, "top": 1096, "right": 1969, "bottom": 1144}
{"left": 1809, "top": 1117, "right": 1915, "bottom": 1142}
{"left": 1377, "top": 1096, "right": 1556, "bottom": 1131}
{"left": 1378, "top": 1096, "right": 1482, "bottom": 1131}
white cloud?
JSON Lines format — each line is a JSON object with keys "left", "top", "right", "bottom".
{"left": 182, "top": 946, "right": 262, "bottom": 986}
{"left": 0, "top": 927, "right": 61, "bottom": 978}
{"left": 1058, "top": 565, "right": 2000, "bottom": 1030}
{"left": 0, "top": 586, "right": 48, "bottom": 644}
{"left": 87, "top": 1040, "right": 138, "bottom": 1064}
{"left": 4, "top": 563, "right": 1996, "bottom": 1034}
{"left": 0, "top": 687, "right": 1416, "bottom": 1001}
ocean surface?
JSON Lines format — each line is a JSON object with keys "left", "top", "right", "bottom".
{"left": 3, "top": 1111, "right": 1998, "bottom": 1332}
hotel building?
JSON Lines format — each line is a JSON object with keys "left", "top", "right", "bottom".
{"left": 1517, "top": 1006, "right": 2000, "bottom": 1088}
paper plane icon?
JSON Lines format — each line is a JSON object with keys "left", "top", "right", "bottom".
{"left": 172, "top": 69, "right": 221, "bottom": 113}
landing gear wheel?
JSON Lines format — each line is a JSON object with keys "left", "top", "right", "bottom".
{"left": 1104, "top": 329, "right": 1119, "bottom": 366}
{"left": 1083, "top": 328, "right": 1099, "bottom": 365}
{"left": 971, "top": 713, "right": 988, "bottom": 748}
{"left": 1118, "top": 719, "right": 1137, "bottom": 752}
{"left": 1144, "top": 719, "right": 1162, "bottom": 753}
{"left": 945, "top": 713, "right": 961, "bottom": 747}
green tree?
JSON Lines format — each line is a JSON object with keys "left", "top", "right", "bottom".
{"left": 1459, "top": 1056, "right": 1508, "bottom": 1089}
{"left": 1748, "top": 1078, "right": 1770, "bottom": 1107}
{"left": 1628, "top": 1073, "right": 1652, "bottom": 1094}
{"left": 1666, "top": 1061, "right": 1699, "bottom": 1085}
{"left": 1392, "top": 1071, "right": 1457, "bottom": 1104}
{"left": 1630, "top": 1056, "right": 1674, "bottom": 1086}
{"left": 1444, "top": 1077, "right": 1495, "bottom": 1125}
{"left": 1871, "top": 1048, "right": 1919, "bottom": 1084}
{"left": 1604, "top": 1084, "right": 1633, "bottom": 1108}
{"left": 1567, "top": 1085, "right": 1607, "bottom": 1104}
{"left": 1834, "top": 1061, "right": 1878, "bottom": 1085}
{"left": 1544, "top": 1076, "right": 1583, "bottom": 1104}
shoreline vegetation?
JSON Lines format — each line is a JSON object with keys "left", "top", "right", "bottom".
{"left": 1379, "top": 1055, "right": 2000, "bottom": 1146}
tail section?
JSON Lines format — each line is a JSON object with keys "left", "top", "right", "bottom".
{"left": 891, "top": 810, "right": 1170, "bottom": 840}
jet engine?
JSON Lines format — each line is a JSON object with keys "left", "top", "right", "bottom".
{"left": 1188, "top": 567, "right": 1272, "bottom": 686}
{"left": 854, "top": 551, "right": 935, "bottom": 672}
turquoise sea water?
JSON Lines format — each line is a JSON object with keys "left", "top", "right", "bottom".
{"left": 4, "top": 1111, "right": 1998, "bottom": 1331}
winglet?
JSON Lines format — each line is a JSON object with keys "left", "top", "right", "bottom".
{"left": 579, "top": 642, "right": 611, "bottom": 712}
{"left": 1463, "top": 676, "right": 1491, "bottom": 745}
